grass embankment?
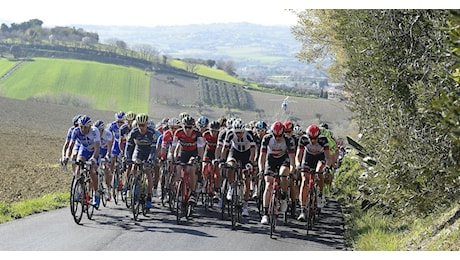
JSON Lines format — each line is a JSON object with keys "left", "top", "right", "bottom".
{"left": 0, "top": 58, "right": 150, "bottom": 112}
{"left": 335, "top": 156, "right": 460, "bottom": 250}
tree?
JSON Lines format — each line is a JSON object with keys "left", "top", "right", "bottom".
{"left": 293, "top": 9, "right": 460, "bottom": 217}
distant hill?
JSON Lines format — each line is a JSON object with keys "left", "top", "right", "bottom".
{"left": 80, "top": 23, "right": 325, "bottom": 81}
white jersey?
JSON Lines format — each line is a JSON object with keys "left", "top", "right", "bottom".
{"left": 224, "top": 129, "right": 256, "bottom": 152}
{"left": 70, "top": 126, "right": 101, "bottom": 151}
{"left": 100, "top": 129, "right": 113, "bottom": 150}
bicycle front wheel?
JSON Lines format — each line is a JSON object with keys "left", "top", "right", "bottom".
{"left": 175, "top": 180, "right": 184, "bottom": 224}
{"left": 86, "top": 181, "right": 95, "bottom": 220}
{"left": 230, "top": 182, "right": 238, "bottom": 230}
{"left": 131, "top": 178, "right": 141, "bottom": 221}
{"left": 70, "top": 176, "right": 84, "bottom": 224}
{"left": 269, "top": 192, "right": 276, "bottom": 238}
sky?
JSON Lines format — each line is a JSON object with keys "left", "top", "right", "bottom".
{"left": 2, "top": 0, "right": 457, "bottom": 28}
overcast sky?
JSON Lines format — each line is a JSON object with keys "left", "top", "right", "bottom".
{"left": 1, "top": 0, "right": 456, "bottom": 28}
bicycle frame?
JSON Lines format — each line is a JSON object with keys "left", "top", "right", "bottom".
{"left": 65, "top": 160, "right": 94, "bottom": 224}
{"left": 131, "top": 160, "right": 151, "bottom": 221}
{"left": 301, "top": 166, "right": 319, "bottom": 234}
{"left": 175, "top": 158, "right": 197, "bottom": 224}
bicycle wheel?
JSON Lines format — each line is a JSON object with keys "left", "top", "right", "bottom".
{"left": 257, "top": 177, "right": 265, "bottom": 218}
{"left": 220, "top": 178, "right": 227, "bottom": 220}
{"left": 125, "top": 174, "right": 134, "bottom": 209}
{"left": 160, "top": 166, "right": 167, "bottom": 207}
{"left": 269, "top": 192, "right": 276, "bottom": 238}
{"left": 131, "top": 177, "right": 141, "bottom": 221}
{"left": 86, "top": 181, "right": 95, "bottom": 220}
{"left": 100, "top": 177, "right": 107, "bottom": 208}
{"left": 306, "top": 190, "right": 315, "bottom": 234}
{"left": 112, "top": 168, "right": 120, "bottom": 205}
{"left": 230, "top": 181, "right": 238, "bottom": 230}
{"left": 175, "top": 180, "right": 184, "bottom": 224}
{"left": 203, "top": 177, "right": 211, "bottom": 212}
{"left": 70, "top": 176, "right": 84, "bottom": 224}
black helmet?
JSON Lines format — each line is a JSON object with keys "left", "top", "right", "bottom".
{"left": 209, "top": 121, "right": 220, "bottom": 130}
{"left": 182, "top": 116, "right": 195, "bottom": 126}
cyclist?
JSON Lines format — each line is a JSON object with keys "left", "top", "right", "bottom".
{"left": 109, "top": 111, "right": 126, "bottom": 182}
{"left": 64, "top": 115, "right": 101, "bottom": 207}
{"left": 196, "top": 116, "right": 209, "bottom": 133}
{"left": 160, "top": 117, "right": 181, "bottom": 162}
{"left": 61, "top": 114, "right": 82, "bottom": 173}
{"left": 251, "top": 120, "right": 268, "bottom": 200}
{"left": 201, "top": 120, "right": 221, "bottom": 201}
{"left": 296, "top": 124, "right": 334, "bottom": 222}
{"left": 222, "top": 118, "right": 256, "bottom": 217}
{"left": 147, "top": 119, "right": 163, "bottom": 198}
{"left": 119, "top": 111, "right": 136, "bottom": 195}
{"left": 93, "top": 120, "right": 114, "bottom": 201}
{"left": 172, "top": 116, "right": 205, "bottom": 204}
{"left": 259, "top": 121, "right": 296, "bottom": 224}
{"left": 125, "top": 113, "right": 159, "bottom": 209}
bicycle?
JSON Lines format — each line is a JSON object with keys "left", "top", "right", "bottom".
{"left": 219, "top": 162, "right": 230, "bottom": 220}
{"left": 131, "top": 160, "right": 152, "bottom": 221}
{"left": 159, "top": 158, "right": 173, "bottom": 208}
{"left": 174, "top": 157, "right": 198, "bottom": 224}
{"left": 62, "top": 159, "right": 96, "bottom": 224}
{"left": 256, "top": 171, "right": 265, "bottom": 218}
{"left": 97, "top": 158, "right": 110, "bottom": 207}
{"left": 268, "top": 172, "right": 283, "bottom": 238}
{"left": 200, "top": 159, "right": 218, "bottom": 212}
{"left": 301, "top": 166, "right": 320, "bottom": 234}
{"left": 227, "top": 162, "right": 251, "bottom": 230}
{"left": 111, "top": 154, "right": 125, "bottom": 205}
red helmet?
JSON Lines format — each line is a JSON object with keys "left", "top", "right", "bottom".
{"left": 283, "top": 121, "right": 294, "bottom": 132}
{"left": 271, "top": 121, "right": 285, "bottom": 136}
{"left": 306, "top": 124, "right": 320, "bottom": 139}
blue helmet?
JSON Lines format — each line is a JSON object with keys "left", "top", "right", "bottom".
{"left": 78, "top": 115, "right": 92, "bottom": 127}
{"left": 115, "top": 111, "right": 126, "bottom": 121}
{"left": 93, "top": 120, "right": 104, "bottom": 130}
{"left": 72, "top": 114, "right": 82, "bottom": 125}
{"left": 197, "top": 116, "right": 209, "bottom": 128}
{"left": 255, "top": 120, "right": 267, "bottom": 130}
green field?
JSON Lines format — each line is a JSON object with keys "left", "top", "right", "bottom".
{"left": 0, "top": 58, "right": 19, "bottom": 77}
{"left": 0, "top": 58, "right": 150, "bottom": 112}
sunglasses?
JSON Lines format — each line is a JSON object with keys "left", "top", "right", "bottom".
{"left": 211, "top": 129, "right": 219, "bottom": 132}
{"left": 138, "top": 124, "right": 147, "bottom": 127}
{"left": 274, "top": 134, "right": 283, "bottom": 138}
{"left": 309, "top": 136, "right": 318, "bottom": 140}
{"left": 117, "top": 120, "right": 125, "bottom": 124}
{"left": 185, "top": 126, "right": 193, "bottom": 129}
{"left": 285, "top": 130, "right": 292, "bottom": 134}
{"left": 171, "top": 127, "right": 179, "bottom": 131}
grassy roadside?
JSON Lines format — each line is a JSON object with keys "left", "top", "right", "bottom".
{"left": 0, "top": 193, "right": 68, "bottom": 224}
{"left": 335, "top": 156, "right": 460, "bottom": 250}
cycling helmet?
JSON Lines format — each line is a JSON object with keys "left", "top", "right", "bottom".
{"left": 227, "top": 117, "right": 235, "bottom": 129}
{"left": 72, "top": 114, "right": 82, "bottom": 125}
{"left": 232, "top": 118, "right": 244, "bottom": 132}
{"left": 161, "top": 117, "right": 169, "bottom": 125}
{"left": 168, "top": 117, "right": 180, "bottom": 127}
{"left": 306, "top": 124, "right": 321, "bottom": 139}
{"left": 209, "top": 121, "right": 220, "bottom": 130}
{"left": 93, "top": 120, "right": 104, "bottom": 130}
{"left": 78, "top": 115, "right": 92, "bottom": 127}
{"left": 197, "top": 116, "right": 209, "bottom": 128}
{"left": 115, "top": 111, "right": 126, "bottom": 121}
{"left": 136, "top": 113, "right": 149, "bottom": 124}
{"left": 293, "top": 125, "right": 303, "bottom": 136}
{"left": 320, "top": 122, "right": 329, "bottom": 129}
{"left": 182, "top": 116, "right": 195, "bottom": 126}
{"left": 255, "top": 120, "right": 267, "bottom": 130}
{"left": 125, "top": 111, "right": 136, "bottom": 121}
{"left": 283, "top": 121, "right": 294, "bottom": 132}
{"left": 179, "top": 112, "right": 190, "bottom": 120}
{"left": 218, "top": 117, "right": 227, "bottom": 128}
{"left": 147, "top": 119, "right": 155, "bottom": 129}
{"left": 271, "top": 121, "right": 285, "bottom": 136}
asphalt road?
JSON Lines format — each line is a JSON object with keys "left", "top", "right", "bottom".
{"left": 0, "top": 195, "right": 346, "bottom": 251}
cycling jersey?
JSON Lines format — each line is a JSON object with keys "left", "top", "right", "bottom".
{"left": 202, "top": 129, "right": 218, "bottom": 160}
{"left": 223, "top": 129, "right": 256, "bottom": 152}
{"left": 297, "top": 135, "right": 330, "bottom": 169}
{"left": 125, "top": 126, "right": 158, "bottom": 162}
{"left": 108, "top": 121, "right": 122, "bottom": 156}
{"left": 172, "top": 128, "right": 205, "bottom": 153}
{"left": 260, "top": 133, "right": 296, "bottom": 159}
{"left": 99, "top": 128, "right": 113, "bottom": 158}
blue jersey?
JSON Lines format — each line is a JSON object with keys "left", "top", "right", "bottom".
{"left": 109, "top": 121, "right": 122, "bottom": 155}
{"left": 126, "top": 126, "right": 159, "bottom": 161}
{"left": 70, "top": 126, "right": 101, "bottom": 152}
